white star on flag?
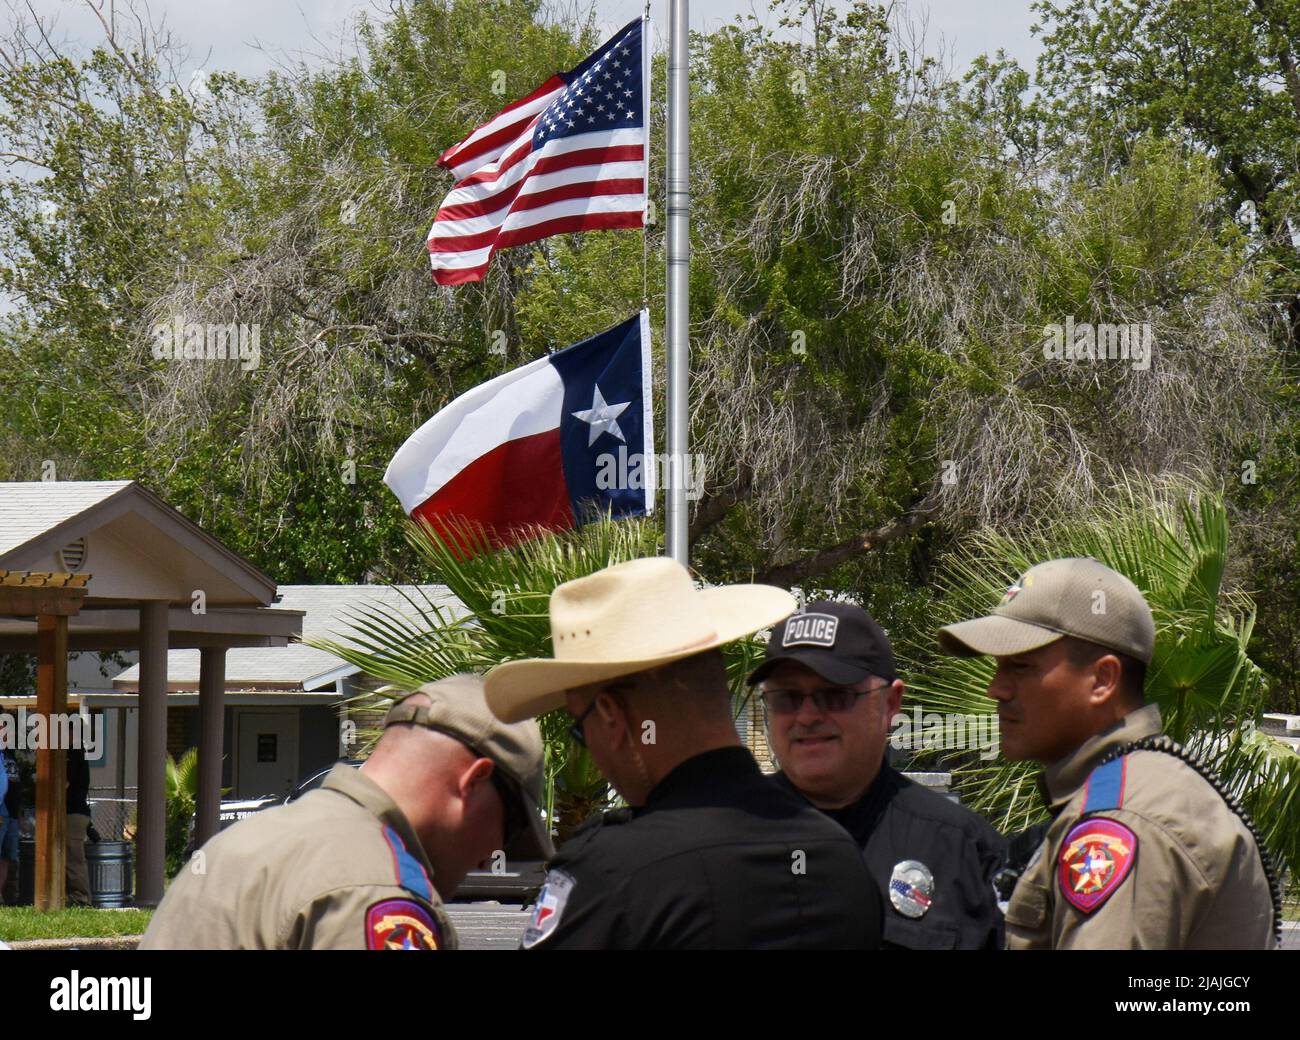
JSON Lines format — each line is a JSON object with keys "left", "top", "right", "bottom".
{"left": 572, "top": 385, "right": 630, "bottom": 446}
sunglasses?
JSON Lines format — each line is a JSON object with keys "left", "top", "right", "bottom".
{"left": 568, "top": 680, "right": 635, "bottom": 747}
{"left": 760, "top": 682, "right": 891, "bottom": 716}
{"left": 568, "top": 697, "right": 600, "bottom": 747}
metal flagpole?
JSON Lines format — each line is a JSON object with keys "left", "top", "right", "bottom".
{"left": 664, "top": 0, "right": 690, "bottom": 565}
{"left": 642, "top": 2, "right": 651, "bottom": 311}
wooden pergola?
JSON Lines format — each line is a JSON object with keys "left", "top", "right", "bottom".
{"left": 0, "top": 481, "right": 303, "bottom": 908}
{"left": 0, "top": 569, "right": 87, "bottom": 909}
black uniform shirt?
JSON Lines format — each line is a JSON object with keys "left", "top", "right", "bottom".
{"left": 777, "top": 764, "right": 1006, "bottom": 949}
{"left": 524, "top": 746, "right": 883, "bottom": 949}
{"left": 66, "top": 745, "right": 91, "bottom": 817}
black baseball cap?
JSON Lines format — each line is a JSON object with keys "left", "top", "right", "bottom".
{"left": 747, "top": 601, "right": 897, "bottom": 686}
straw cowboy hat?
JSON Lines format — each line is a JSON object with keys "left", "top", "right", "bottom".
{"left": 484, "top": 557, "right": 797, "bottom": 723}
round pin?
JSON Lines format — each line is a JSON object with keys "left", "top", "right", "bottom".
{"left": 889, "top": 860, "right": 935, "bottom": 919}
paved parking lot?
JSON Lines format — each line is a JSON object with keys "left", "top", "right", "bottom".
{"left": 446, "top": 903, "right": 532, "bottom": 950}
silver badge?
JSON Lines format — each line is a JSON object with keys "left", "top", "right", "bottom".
{"left": 888, "top": 860, "right": 935, "bottom": 919}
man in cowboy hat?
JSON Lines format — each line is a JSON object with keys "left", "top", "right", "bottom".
{"left": 749, "top": 601, "right": 1006, "bottom": 949}
{"left": 484, "top": 557, "right": 883, "bottom": 950}
{"left": 937, "top": 557, "right": 1278, "bottom": 949}
{"left": 142, "top": 675, "right": 551, "bottom": 949}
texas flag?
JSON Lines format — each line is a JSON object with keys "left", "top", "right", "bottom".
{"left": 384, "top": 312, "right": 654, "bottom": 551}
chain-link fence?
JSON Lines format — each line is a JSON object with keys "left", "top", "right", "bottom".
{"left": 88, "top": 788, "right": 137, "bottom": 842}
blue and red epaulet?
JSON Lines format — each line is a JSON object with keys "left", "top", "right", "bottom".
{"left": 1081, "top": 753, "right": 1127, "bottom": 813}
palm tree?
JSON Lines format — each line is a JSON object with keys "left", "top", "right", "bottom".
{"left": 309, "top": 517, "right": 770, "bottom": 843}
{"left": 901, "top": 477, "right": 1300, "bottom": 892}
{"left": 164, "top": 748, "right": 200, "bottom": 878}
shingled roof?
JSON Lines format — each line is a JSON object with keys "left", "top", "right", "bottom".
{"left": 0, "top": 481, "right": 131, "bottom": 558}
{"left": 111, "top": 584, "right": 464, "bottom": 692}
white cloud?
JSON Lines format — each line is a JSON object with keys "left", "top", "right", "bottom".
{"left": 187, "top": 66, "right": 209, "bottom": 97}
{"left": 18, "top": 1, "right": 1042, "bottom": 79}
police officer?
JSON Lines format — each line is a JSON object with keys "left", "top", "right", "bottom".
{"left": 141, "top": 675, "right": 551, "bottom": 949}
{"left": 937, "top": 557, "right": 1280, "bottom": 949}
{"left": 484, "top": 557, "right": 883, "bottom": 949}
{"left": 750, "top": 601, "right": 1006, "bottom": 949}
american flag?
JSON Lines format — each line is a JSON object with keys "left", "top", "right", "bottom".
{"left": 428, "top": 18, "right": 648, "bottom": 285}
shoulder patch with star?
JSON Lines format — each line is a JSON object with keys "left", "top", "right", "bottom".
{"left": 1057, "top": 816, "right": 1138, "bottom": 914}
{"left": 365, "top": 898, "right": 441, "bottom": 950}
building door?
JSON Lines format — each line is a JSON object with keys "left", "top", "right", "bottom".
{"left": 235, "top": 710, "right": 298, "bottom": 798}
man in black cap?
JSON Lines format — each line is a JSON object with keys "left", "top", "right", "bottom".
{"left": 750, "top": 601, "right": 1006, "bottom": 949}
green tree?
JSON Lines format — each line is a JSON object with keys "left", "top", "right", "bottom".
{"left": 1031, "top": 0, "right": 1300, "bottom": 708}
{"left": 659, "top": 4, "right": 1277, "bottom": 606}
{"left": 1033, "top": 0, "right": 1300, "bottom": 354}
{"left": 0, "top": 0, "right": 598, "bottom": 582}
{"left": 1, "top": 0, "right": 1294, "bottom": 709}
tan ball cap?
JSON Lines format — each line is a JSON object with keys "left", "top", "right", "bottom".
{"left": 936, "top": 557, "right": 1155, "bottom": 664}
{"left": 384, "top": 674, "right": 554, "bottom": 860}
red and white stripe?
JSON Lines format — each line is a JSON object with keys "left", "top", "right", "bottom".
{"left": 437, "top": 76, "right": 567, "bottom": 183}
{"left": 428, "top": 129, "right": 645, "bottom": 285}
{"left": 384, "top": 351, "right": 566, "bottom": 519}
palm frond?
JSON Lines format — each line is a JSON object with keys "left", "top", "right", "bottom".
{"left": 305, "top": 516, "right": 664, "bottom": 837}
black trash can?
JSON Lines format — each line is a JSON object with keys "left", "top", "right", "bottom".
{"left": 87, "top": 841, "right": 134, "bottom": 908}
{"left": 13, "top": 837, "right": 134, "bottom": 907}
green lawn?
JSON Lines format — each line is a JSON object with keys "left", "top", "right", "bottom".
{"left": 0, "top": 906, "right": 153, "bottom": 942}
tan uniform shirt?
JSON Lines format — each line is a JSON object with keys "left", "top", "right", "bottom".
{"left": 141, "top": 765, "right": 455, "bottom": 950}
{"left": 1005, "top": 704, "right": 1276, "bottom": 950}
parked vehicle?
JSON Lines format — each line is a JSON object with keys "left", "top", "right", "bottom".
{"left": 215, "top": 760, "right": 365, "bottom": 828}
